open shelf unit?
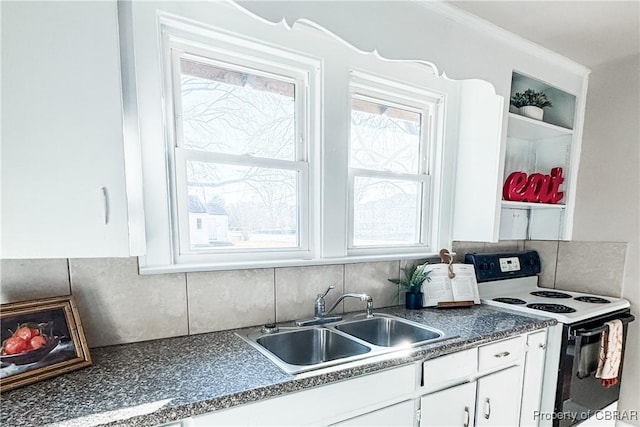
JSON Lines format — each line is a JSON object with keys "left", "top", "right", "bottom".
{"left": 500, "top": 71, "right": 578, "bottom": 241}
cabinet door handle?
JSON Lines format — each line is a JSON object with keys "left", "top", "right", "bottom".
{"left": 484, "top": 398, "right": 491, "bottom": 419}
{"left": 539, "top": 343, "right": 546, "bottom": 349}
{"left": 101, "top": 186, "right": 110, "bottom": 225}
{"left": 494, "top": 351, "right": 510, "bottom": 358}
{"left": 463, "top": 406, "right": 470, "bottom": 427}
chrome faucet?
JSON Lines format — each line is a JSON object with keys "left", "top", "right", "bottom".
{"left": 326, "top": 293, "right": 374, "bottom": 318}
{"left": 295, "top": 286, "right": 374, "bottom": 326}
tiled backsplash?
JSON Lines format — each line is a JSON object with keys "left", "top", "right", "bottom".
{"left": 1, "top": 258, "right": 407, "bottom": 348}
{"left": 0, "top": 240, "right": 627, "bottom": 348}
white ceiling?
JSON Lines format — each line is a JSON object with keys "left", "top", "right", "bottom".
{"left": 447, "top": 1, "right": 640, "bottom": 68}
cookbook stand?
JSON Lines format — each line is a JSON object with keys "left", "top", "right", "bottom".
{"left": 425, "top": 249, "right": 476, "bottom": 308}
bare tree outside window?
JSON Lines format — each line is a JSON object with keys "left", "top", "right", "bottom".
{"left": 350, "top": 97, "right": 425, "bottom": 247}
{"left": 178, "top": 58, "right": 300, "bottom": 250}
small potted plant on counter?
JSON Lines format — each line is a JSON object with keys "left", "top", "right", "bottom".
{"left": 388, "top": 263, "right": 432, "bottom": 310}
{"left": 510, "top": 89, "right": 552, "bottom": 121}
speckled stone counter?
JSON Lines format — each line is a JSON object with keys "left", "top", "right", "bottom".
{"left": 1, "top": 305, "right": 556, "bottom": 427}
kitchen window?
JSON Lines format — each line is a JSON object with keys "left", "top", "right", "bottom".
{"left": 164, "top": 34, "right": 319, "bottom": 266}
{"left": 132, "top": 8, "right": 455, "bottom": 272}
{"left": 348, "top": 73, "right": 440, "bottom": 255}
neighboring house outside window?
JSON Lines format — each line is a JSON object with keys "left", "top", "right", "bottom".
{"left": 188, "top": 195, "right": 208, "bottom": 246}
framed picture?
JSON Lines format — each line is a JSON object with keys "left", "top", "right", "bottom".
{"left": 0, "top": 296, "right": 91, "bottom": 392}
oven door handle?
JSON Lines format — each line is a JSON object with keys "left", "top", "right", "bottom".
{"left": 572, "top": 314, "right": 635, "bottom": 337}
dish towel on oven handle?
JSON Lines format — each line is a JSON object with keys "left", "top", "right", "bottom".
{"left": 595, "top": 319, "right": 623, "bottom": 388}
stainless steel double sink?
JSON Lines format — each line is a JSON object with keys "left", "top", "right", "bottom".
{"left": 236, "top": 313, "right": 450, "bottom": 374}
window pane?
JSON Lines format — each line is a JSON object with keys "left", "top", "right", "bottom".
{"left": 180, "top": 58, "right": 296, "bottom": 160}
{"left": 186, "top": 161, "right": 299, "bottom": 250}
{"left": 353, "top": 177, "right": 421, "bottom": 246}
{"left": 350, "top": 98, "right": 422, "bottom": 173}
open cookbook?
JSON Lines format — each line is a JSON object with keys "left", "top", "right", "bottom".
{"left": 421, "top": 263, "right": 481, "bottom": 307}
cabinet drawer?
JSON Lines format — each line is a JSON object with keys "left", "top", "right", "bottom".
{"left": 478, "top": 336, "right": 524, "bottom": 371}
{"left": 423, "top": 347, "right": 478, "bottom": 388}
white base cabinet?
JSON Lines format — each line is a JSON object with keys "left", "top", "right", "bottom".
{"left": 420, "top": 331, "right": 547, "bottom": 427}
{"left": 476, "top": 366, "right": 523, "bottom": 426}
{"left": 420, "top": 381, "right": 477, "bottom": 427}
{"left": 185, "top": 364, "right": 416, "bottom": 426}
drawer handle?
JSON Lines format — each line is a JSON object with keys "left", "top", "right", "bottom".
{"left": 494, "top": 351, "right": 510, "bottom": 358}
{"left": 484, "top": 397, "right": 491, "bottom": 419}
{"left": 464, "top": 406, "right": 470, "bottom": 427}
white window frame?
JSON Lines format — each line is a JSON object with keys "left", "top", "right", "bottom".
{"left": 160, "top": 27, "right": 320, "bottom": 267}
{"left": 347, "top": 71, "right": 444, "bottom": 256}
{"left": 128, "top": 5, "right": 458, "bottom": 273}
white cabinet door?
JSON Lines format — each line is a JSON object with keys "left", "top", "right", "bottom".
{"left": 452, "top": 80, "right": 505, "bottom": 243}
{"left": 520, "top": 330, "right": 547, "bottom": 427}
{"left": 1, "top": 1, "right": 135, "bottom": 258}
{"left": 420, "top": 382, "right": 477, "bottom": 427}
{"left": 475, "top": 366, "right": 522, "bottom": 427}
{"left": 332, "top": 400, "right": 416, "bottom": 427}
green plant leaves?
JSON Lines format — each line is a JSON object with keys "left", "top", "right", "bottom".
{"left": 388, "top": 262, "right": 432, "bottom": 293}
{"left": 510, "top": 89, "right": 552, "bottom": 108}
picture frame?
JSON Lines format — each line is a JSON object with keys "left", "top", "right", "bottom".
{"left": 0, "top": 295, "right": 91, "bottom": 392}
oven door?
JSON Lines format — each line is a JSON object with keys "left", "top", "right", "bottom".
{"left": 555, "top": 310, "right": 635, "bottom": 427}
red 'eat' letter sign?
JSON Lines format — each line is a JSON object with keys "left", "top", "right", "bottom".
{"left": 503, "top": 168, "right": 564, "bottom": 204}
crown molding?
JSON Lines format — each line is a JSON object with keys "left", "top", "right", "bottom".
{"left": 413, "top": 0, "right": 591, "bottom": 77}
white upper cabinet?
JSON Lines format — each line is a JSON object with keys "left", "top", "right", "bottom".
{"left": 452, "top": 80, "right": 505, "bottom": 243}
{"left": 1, "top": 1, "right": 143, "bottom": 258}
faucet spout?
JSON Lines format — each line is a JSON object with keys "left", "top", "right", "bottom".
{"left": 326, "top": 293, "right": 374, "bottom": 318}
{"left": 295, "top": 289, "right": 373, "bottom": 326}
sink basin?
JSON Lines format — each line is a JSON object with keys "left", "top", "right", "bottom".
{"left": 256, "top": 328, "right": 370, "bottom": 366}
{"left": 335, "top": 316, "right": 442, "bottom": 347}
{"left": 236, "top": 313, "right": 452, "bottom": 374}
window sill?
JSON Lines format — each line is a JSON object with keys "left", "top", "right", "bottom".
{"left": 138, "top": 251, "right": 445, "bottom": 274}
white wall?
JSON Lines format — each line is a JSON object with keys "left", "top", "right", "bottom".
{"left": 572, "top": 53, "right": 640, "bottom": 426}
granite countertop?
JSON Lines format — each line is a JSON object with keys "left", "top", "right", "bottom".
{"left": 1, "top": 305, "right": 556, "bottom": 427}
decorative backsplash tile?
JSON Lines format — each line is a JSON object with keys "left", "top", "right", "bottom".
{"left": 1, "top": 259, "right": 70, "bottom": 304}
{"left": 343, "top": 261, "right": 400, "bottom": 312}
{"left": 555, "top": 241, "right": 627, "bottom": 297}
{"left": 187, "top": 268, "right": 275, "bottom": 334}
{"left": 69, "top": 257, "right": 188, "bottom": 347}
{"left": 524, "top": 240, "right": 559, "bottom": 288}
{"left": 0, "top": 240, "right": 629, "bottom": 347}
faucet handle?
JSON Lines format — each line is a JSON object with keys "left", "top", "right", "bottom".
{"left": 317, "top": 285, "right": 335, "bottom": 299}
{"left": 314, "top": 285, "right": 334, "bottom": 317}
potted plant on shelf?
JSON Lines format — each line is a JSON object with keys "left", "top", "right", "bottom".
{"left": 388, "top": 263, "right": 432, "bottom": 310}
{"left": 510, "top": 89, "right": 552, "bottom": 121}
